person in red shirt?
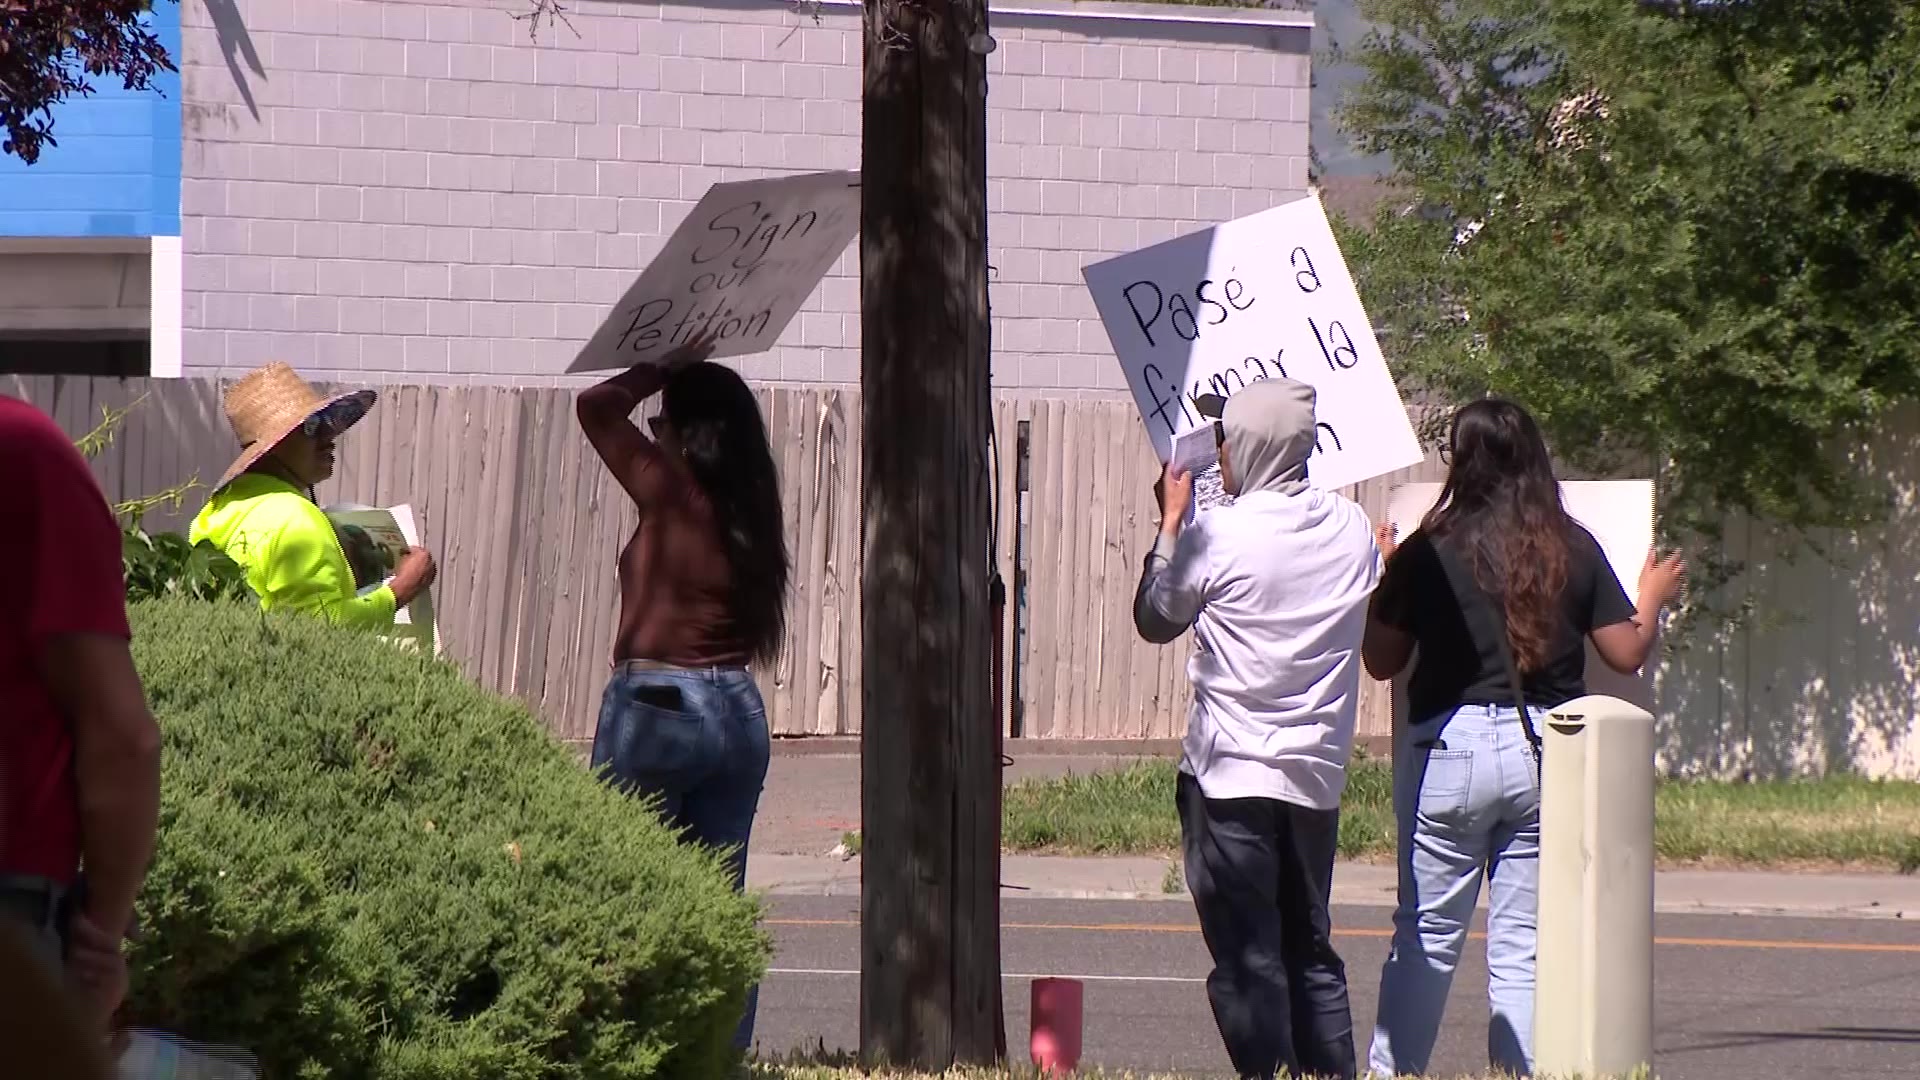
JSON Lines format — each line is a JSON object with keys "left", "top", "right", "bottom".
{"left": 0, "top": 394, "right": 161, "bottom": 1035}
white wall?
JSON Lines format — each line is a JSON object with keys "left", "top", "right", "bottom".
{"left": 176, "top": 0, "right": 1314, "bottom": 390}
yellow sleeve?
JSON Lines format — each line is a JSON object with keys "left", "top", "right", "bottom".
{"left": 258, "top": 509, "right": 399, "bottom": 632}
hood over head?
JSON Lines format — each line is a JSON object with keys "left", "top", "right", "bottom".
{"left": 1216, "top": 377, "right": 1317, "bottom": 495}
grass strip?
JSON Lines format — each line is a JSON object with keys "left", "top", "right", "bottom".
{"left": 999, "top": 758, "right": 1920, "bottom": 871}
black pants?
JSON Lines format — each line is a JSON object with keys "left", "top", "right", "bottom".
{"left": 1178, "top": 772, "right": 1356, "bottom": 1080}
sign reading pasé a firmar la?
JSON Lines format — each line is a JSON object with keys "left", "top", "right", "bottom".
{"left": 1082, "top": 193, "right": 1423, "bottom": 491}
{"left": 570, "top": 170, "right": 859, "bottom": 373}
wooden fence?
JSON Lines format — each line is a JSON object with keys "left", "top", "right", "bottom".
{"left": 996, "top": 396, "right": 1444, "bottom": 742}
{"left": 8, "top": 374, "right": 1439, "bottom": 748}
{"left": 15, "top": 374, "right": 1919, "bottom": 777}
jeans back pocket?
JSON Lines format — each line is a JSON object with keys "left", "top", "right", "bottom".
{"left": 607, "top": 690, "right": 709, "bottom": 787}
{"left": 1415, "top": 748, "right": 1474, "bottom": 821}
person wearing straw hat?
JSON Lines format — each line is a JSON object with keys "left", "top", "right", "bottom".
{"left": 189, "top": 363, "right": 436, "bottom": 629}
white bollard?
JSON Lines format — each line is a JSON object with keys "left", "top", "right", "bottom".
{"left": 1533, "top": 694, "right": 1656, "bottom": 1079}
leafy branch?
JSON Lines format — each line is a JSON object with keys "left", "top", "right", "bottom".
{"left": 72, "top": 395, "right": 252, "bottom": 603}
{"left": 74, "top": 392, "right": 146, "bottom": 461}
{"left": 0, "top": 0, "right": 176, "bottom": 164}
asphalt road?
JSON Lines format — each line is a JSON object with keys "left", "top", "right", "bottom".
{"left": 754, "top": 895, "right": 1920, "bottom": 1079}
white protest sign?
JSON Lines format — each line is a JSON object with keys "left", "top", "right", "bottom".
{"left": 1385, "top": 478, "right": 1658, "bottom": 704}
{"left": 1083, "top": 193, "right": 1423, "bottom": 491}
{"left": 1385, "top": 480, "right": 1655, "bottom": 594}
{"left": 568, "top": 169, "right": 860, "bottom": 373}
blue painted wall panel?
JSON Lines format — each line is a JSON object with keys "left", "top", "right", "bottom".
{"left": 0, "top": 2, "right": 183, "bottom": 238}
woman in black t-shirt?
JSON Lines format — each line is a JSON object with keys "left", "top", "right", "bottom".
{"left": 1358, "top": 399, "right": 1685, "bottom": 1078}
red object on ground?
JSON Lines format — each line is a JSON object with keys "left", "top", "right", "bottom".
{"left": 1029, "top": 977, "right": 1084, "bottom": 1074}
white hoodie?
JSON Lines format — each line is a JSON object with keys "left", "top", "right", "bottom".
{"left": 1133, "top": 378, "right": 1380, "bottom": 809}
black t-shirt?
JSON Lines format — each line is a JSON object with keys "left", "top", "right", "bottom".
{"left": 1373, "top": 523, "right": 1637, "bottom": 722}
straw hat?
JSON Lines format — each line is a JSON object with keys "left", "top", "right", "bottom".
{"left": 215, "top": 363, "right": 377, "bottom": 490}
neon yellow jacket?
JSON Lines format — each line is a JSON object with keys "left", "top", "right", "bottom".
{"left": 189, "top": 473, "right": 397, "bottom": 631}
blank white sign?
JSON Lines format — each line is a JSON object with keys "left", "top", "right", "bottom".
{"left": 1386, "top": 480, "right": 1654, "bottom": 596}
{"left": 1384, "top": 479, "right": 1658, "bottom": 708}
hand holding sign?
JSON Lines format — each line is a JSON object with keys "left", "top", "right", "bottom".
{"left": 655, "top": 328, "right": 722, "bottom": 372}
{"left": 1155, "top": 464, "right": 1195, "bottom": 533}
{"left": 1638, "top": 547, "right": 1687, "bottom": 609}
{"left": 1374, "top": 522, "right": 1399, "bottom": 563}
{"left": 1082, "top": 193, "right": 1423, "bottom": 491}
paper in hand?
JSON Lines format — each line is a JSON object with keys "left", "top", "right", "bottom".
{"left": 1169, "top": 425, "right": 1234, "bottom": 524}
{"left": 1170, "top": 424, "right": 1217, "bottom": 477}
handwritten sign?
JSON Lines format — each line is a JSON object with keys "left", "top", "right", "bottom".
{"left": 568, "top": 170, "right": 860, "bottom": 373}
{"left": 1082, "top": 193, "right": 1422, "bottom": 490}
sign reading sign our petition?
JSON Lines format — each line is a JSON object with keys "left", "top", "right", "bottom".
{"left": 569, "top": 170, "right": 859, "bottom": 373}
{"left": 1081, "top": 193, "right": 1422, "bottom": 491}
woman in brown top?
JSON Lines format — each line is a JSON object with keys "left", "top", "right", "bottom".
{"left": 575, "top": 335, "right": 789, "bottom": 1053}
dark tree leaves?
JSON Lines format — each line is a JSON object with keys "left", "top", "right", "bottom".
{"left": 0, "top": 0, "right": 176, "bottom": 164}
{"left": 1336, "top": 0, "right": 1920, "bottom": 549}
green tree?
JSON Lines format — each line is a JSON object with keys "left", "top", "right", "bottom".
{"left": 1335, "top": 0, "right": 1920, "bottom": 551}
{"left": 0, "top": 0, "right": 176, "bottom": 164}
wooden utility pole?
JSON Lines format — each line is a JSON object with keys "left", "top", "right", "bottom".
{"left": 858, "top": 0, "right": 1002, "bottom": 1069}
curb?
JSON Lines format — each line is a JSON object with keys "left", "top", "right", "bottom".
{"left": 766, "top": 736, "right": 1397, "bottom": 759}
{"left": 748, "top": 854, "right": 1920, "bottom": 921}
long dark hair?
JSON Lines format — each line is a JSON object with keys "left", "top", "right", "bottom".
{"left": 661, "top": 363, "right": 790, "bottom": 663}
{"left": 1422, "top": 399, "right": 1573, "bottom": 672}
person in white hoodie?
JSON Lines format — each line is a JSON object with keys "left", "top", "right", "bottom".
{"left": 1134, "top": 377, "right": 1382, "bottom": 1080}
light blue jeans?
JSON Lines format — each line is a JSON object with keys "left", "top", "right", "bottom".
{"left": 1367, "top": 704, "right": 1541, "bottom": 1078}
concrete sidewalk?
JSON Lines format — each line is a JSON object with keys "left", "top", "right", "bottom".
{"left": 752, "top": 750, "right": 1920, "bottom": 921}
{"left": 753, "top": 746, "right": 1165, "bottom": 856}
{"left": 747, "top": 851, "right": 1920, "bottom": 920}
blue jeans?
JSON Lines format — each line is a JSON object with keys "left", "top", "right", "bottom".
{"left": 1367, "top": 704, "right": 1541, "bottom": 1078}
{"left": 590, "top": 661, "right": 771, "bottom": 1053}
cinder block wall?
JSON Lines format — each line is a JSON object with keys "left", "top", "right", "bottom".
{"left": 178, "top": 0, "right": 1311, "bottom": 391}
